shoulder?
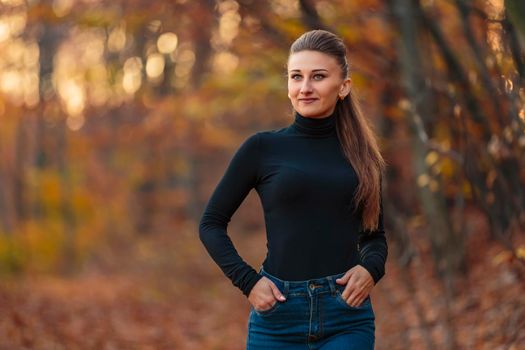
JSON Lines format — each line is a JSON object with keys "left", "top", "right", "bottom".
{"left": 257, "top": 126, "right": 290, "bottom": 141}
{"left": 236, "top": 132, "right": 261, "bottom": 153}
{"left": 237, "top": 126, "right": 291, "bottom": 154}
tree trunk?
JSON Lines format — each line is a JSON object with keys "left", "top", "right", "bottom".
{"left": 390, "top": 0, "right": 463, "bottom": 347}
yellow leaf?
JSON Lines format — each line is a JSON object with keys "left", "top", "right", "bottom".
{"left": 492, "top": 250, "right": 512, "bottom": 265}
{"left": 516, "top": 246, "right": 525, "bottom": 259}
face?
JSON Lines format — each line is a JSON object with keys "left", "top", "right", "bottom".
{"left": 287, "top": 50, "right": 351, "bottom": 118}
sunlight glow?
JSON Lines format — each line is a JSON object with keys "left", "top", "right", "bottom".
{"left": 23, "top": 72, "right": 39, "bottom": 107}
{"left": 157, "top": 32, "right": 178, "bottom": 54}
{"left": 146, "top": 53, "right": 165, "bottom": 79}
{"left": 88, "top": 64, "right": 110, "bottom": 106}
{"left": 212, "top": 51, "right": 239, "bottom": 74}
{"left": 58, "top": 80, "right": 85, "bottom": 116}
{"left": 5, "top": 38, "right": 26, "bottom": 65}
{"left": 417, "top": 174, "right": 429, "bottom": 187}
{"left": 83, "top": 31, "right": 105, "bottom": 65}
{"left": 219, "top": 10, "right": 241, "bottom": 45}
{"left": 211, "top": 1, "right": 240, "bottom": 50}
{"left": 0, "top": 22, "right": 10, "bottom": 43}
{"left": 176, "top": 48, "right": 195, "bottom": 66}
{"left": 270, "top": 0, "right": 299, "bottom": 17}
{"left": 0, "top": 11, "right": 27, "bottom": 41}
{"left": 148, "top": 20, "right": 162, "bottom": 33}
{"left": 0, "top": 0, "right": 25, "bottom": 5}
{"left": 0, "top": 34, "right": 39, "bottom": 107}
{"left": 174, "top": 63, "right": 192, "bottom": 78}
{"left": 66, "top": 115, "right": 85, "bottom": 131}
{"left": 453, "top": 104, "right": 461, "bottom": 118}
{"left": 425, "top": 151, "right": 439, "bottom": 167}
{"left": 0, "top": 70, "right": 21, "bottom": 94}
{"left": 52, "top": 27, "right": 114, "bottom": 113}
{"left": 52, "top": 0, "right": 74, "bottom": 18}
{"left": 123, "top": 57, "right": 143, "bottom": 94}
{"left": 172, "top": 47, "right": 195, "bottom": 88}
{"left": 108, "top": 24, "right": 127, "bottom": 52}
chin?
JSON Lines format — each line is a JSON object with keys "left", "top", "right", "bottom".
{"left": 296, "top": 108, "right": 329, "bottom": 118}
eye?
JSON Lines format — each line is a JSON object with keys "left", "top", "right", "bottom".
{"left": 290, "top": 74, "right": 301, "bottom": 80}
{"left": 313, "top": 74, "right": 325, "bottom": 80}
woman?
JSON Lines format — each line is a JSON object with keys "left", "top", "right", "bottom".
{"left": 199, "top": 29, "right": 387, "bottom": 349}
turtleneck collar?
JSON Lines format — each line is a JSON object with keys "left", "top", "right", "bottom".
{"left": 292, "top": 109, "right": 337, "bottom": 137}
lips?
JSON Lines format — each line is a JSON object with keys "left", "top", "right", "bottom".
{"left": 299, "top": 98, "right": 318, "bottom": 103}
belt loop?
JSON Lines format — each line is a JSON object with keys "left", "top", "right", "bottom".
{"left": 283, "top": 281, "right": 289, "bottom": 298}
{"left": 327, "top": 276, "right": 336, "bottom": 295}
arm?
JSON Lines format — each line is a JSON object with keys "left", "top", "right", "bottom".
{"left": 358, "top": 180, "right": 388, "bottom": 285}
{"left": 198, "top": 133, "right": 263, "bottom": 297}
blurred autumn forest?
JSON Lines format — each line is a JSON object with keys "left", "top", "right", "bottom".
{"left": 0, "top": 0, "right": 524, "bottom": 349}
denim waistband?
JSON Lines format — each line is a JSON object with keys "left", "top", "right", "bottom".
{"left": 258, "top": 266, "right": 347, "bottom": 297}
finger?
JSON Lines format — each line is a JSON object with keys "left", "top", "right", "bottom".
{"left": 344, "top": 273, "right": 366, "bottom": 298}
{"left": 346, "top": 293, "right": 360, "bottom": 307}
{"left": 348, "top": 288, "right": 367, "bottom": 307}
{"left": 354, "top": 296, "right": 367, "bottom": 307}
{"left": 341, "top": 285, "right": 355, "bottom": 300}
{"left": 270, "top": 282, "right": 286, "bottom": 301}
{"left": 336, "top": 271, "right": 351, "bottom": 285}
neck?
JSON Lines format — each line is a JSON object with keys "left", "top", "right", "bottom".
{"left": 292, "top": 109, "right": 337, "bottom": 137}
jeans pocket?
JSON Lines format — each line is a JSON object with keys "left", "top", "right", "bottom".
{"left": 334, "top": 289, "right": 371, "bottom": 310}
{"left": 253, "top": 299, "right": 281, "bottom": 316}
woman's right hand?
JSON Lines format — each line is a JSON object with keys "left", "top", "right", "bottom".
{"left": 248, "top": 276, "right": 286, "bottom": 312}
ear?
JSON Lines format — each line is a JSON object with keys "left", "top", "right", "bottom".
{"left": 339, "top": 77, "right": 351, "bottom": 97}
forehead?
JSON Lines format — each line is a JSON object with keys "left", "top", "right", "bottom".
{"left": 287, "top": 50, "right": 340, "bottom": 71}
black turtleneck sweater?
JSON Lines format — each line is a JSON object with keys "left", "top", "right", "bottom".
{"left": 199, "top": 110, "right": 388, "bottom": 298}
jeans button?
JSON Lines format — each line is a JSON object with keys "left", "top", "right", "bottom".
{"left": 309, "top": 283, "right": 315, "bottom": 290}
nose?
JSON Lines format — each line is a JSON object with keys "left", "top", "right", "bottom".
{"left": 300, "top": 78, "right": 313, "bottom": 95}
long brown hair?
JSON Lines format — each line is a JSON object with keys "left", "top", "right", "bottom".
{"left": 288, "top": 29, "right": 386, "bottom": 232}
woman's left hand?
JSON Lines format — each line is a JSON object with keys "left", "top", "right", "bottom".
{"left": 335, "top": 265, "right": 375, "bottom": 307}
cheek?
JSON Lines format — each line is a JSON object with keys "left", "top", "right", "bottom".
{"left": 322, "top": 85, "right": 340, "bottom": 100}
{"left": 288, "top": 83, "right": 299, "bottom": 97}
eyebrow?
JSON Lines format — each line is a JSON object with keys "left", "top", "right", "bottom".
{"left": 289, "top": 69, "right": 328, "bottom": 73}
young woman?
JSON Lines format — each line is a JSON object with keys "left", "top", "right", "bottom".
{"left": 199, "top": 29, "right": 388, "bottom": 349}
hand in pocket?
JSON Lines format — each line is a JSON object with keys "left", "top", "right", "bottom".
{"left": 248, "top": 276, "right": 286, "bottom": 311}
{"left": 335, "top": 265, "right": 374, "bottom": 307}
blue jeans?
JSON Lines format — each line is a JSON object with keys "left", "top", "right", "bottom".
{"left": 246, "top": 267, "right": 375, "bottom": 350}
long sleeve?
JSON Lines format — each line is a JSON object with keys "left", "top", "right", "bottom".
{"left": 199, "top": 133, "right": 263, "bottom": 298}
{"left": 358, "top": 180, "right": 388, "bottom": 285}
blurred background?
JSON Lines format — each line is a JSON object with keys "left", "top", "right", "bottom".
{"left": 0, "top": 0, "right": 524, "bottom": 349}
